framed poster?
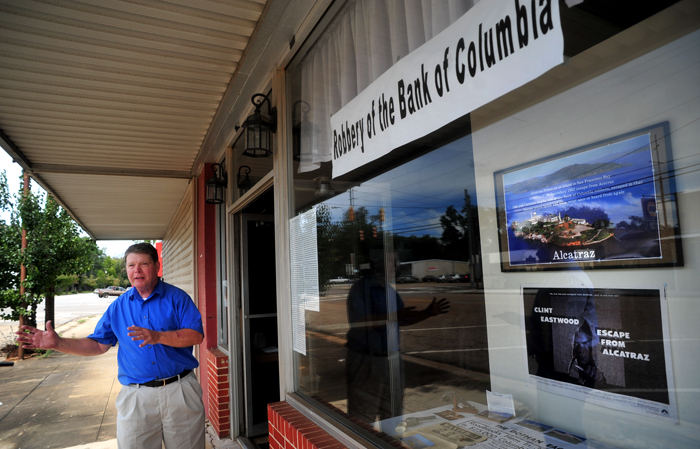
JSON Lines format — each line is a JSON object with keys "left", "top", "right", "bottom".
{"left": 494, "top": 122, "right": 683, "bottom": 271}
{"left": 521, "top": 285, "right": 677, "bottom": 422}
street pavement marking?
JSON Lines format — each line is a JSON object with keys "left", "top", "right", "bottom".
{"left": 400, "top": 324, "right": 507, "bottom": 332}
{"left": 405, "top": 348, "right": 484, "bottom": 354}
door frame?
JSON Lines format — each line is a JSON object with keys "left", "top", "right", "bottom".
{"left": 227, "top": 172, "right": 274, "bottom": 439}
{"left": 240, "top": 213, "right": 277, "bottom": 436}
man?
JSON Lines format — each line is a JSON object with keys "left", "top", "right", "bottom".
{"left": 16, "top": 243, "right": 205, "bottom": 449}
{"left": 568, "top": 321, "right": 606, "bottom": 388}
{"left": 345, "top": 249, "right": 449, "bottom": 427}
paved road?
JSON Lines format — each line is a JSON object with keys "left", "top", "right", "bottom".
{"left": 0, "top": 292, "right": 114, "bottom": 340}
{"left": 300, "top": 282, "right": 493, "bottom": 418}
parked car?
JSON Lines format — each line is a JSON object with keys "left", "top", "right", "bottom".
{"left": 328, "top": 277, "right": 351, "bottom": 284}
{"left": 437, "top": 273, "right": 470, "bottom": 283}
{"left": 396, "top": 275, "right": 418, "bottom": 283}
{"left": 421, "top": 275, "right": 438, "bottom": 282}
{"left": 446, "top": 273, "right": 470, "bottom": 283}
{"left": 94, "top": 286, "right": 127, "bottom": 298}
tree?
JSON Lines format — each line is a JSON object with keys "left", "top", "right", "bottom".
{"left": 439, "top": 198, "right": 480, "bottom": 262}
{"left": 0, "top": 171, "right": 24, "bottom": 322}
{"left": 315, "top": 205, "right": 337, "bottom": 291}
{"left": 0, "top": 171, "right": 98, "bottom": 328}
{"left": 393, "top": 234, "right": 445, "bottom": 262}
{"left": 593, "top": 218, "right": 610, "bottom": 229}
{"left": 20, "top": 189, "right": 98, "bottom": 327}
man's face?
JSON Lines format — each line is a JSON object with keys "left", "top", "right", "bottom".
{"left": 126, "top": 252, "right": 160, "bottom": 293}
{"left": 573, "top": 332, "right": 594, "bottom": 367}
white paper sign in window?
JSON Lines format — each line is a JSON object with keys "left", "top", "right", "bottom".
{"left": 290, "top": 207, "right": 320, "bottom": 355}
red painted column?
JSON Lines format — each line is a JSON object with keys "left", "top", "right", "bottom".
{"left": 197, "top": 163, "right": 221, "bottom": 423}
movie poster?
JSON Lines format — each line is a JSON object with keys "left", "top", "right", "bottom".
{"left": 522, "top": 285, "right": 677, "bottom": 422}
{"left": 494, "top": 122, "right": 683, "bottom": 270}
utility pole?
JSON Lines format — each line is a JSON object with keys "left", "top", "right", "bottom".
{"left": 18, "top": 171, "right": 29, "bottom": 360}
{"left": 464, "top": 190, "right": 475, "bottom": 289}
{"left": 349, "top": 188, "right": 357, "bottom": 279}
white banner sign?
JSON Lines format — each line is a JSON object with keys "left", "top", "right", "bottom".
{"left": 331, "top": 0, "right": 564, "bottom": 178}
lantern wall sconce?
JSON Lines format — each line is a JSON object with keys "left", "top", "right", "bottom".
{"left": 205, "top": 162, "right": 228, "bottom": 204}
{"left": 292, "top": 100, "right": 319, "bottom": 162}
{"left": 292, "top": 100, "right": 308, "bottom": 161}
{"left": 242, "top": 93, "right": 277, "bottom": 158}
{"left": 237, "top": 165, "right": 253, "bottom": 197}
{"left": 314, "top": 176, "right": 335, "bottom": 198}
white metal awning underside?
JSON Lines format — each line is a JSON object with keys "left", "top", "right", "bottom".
{"left": 0, "top": 0, "right": 306, "bottom": 240}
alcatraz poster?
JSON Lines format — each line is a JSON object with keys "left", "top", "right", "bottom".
{"left": 500, "top": 130, "right": 665, "bottom": 267}
{"left": 522, "top": 285, "right": 677, "bottom": 422}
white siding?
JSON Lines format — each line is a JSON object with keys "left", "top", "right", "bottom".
{"left": 162, "top": 179, "right": 196, "bottom": 301}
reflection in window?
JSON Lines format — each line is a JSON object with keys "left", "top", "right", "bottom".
{"left": 294, "top": 133, "right": 490, "bottom": 440}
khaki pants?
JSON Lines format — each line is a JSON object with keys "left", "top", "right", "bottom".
{"left": 116, "top": 371, "right": 205, "bottom": 449}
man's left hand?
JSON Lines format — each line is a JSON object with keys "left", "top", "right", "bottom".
{"left": 128, "top": 326, "right": 160, "bottom": 347}
{"left": 427, "top": 297, "right": 450, "bottom": 316}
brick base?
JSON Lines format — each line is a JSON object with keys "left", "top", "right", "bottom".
{"left": 268, "top": 402, "right": 347, "bottom": 449}
{"left": 268, "top": 400, "right": 407, "bottom": 449}
{"left": 207, "top": 349, "right": 230, "bottom": 437}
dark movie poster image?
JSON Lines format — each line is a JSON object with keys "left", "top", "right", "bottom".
{"left": 524, "top": 287, "right": 671, "bottom": 408}
{"left": 502, "top": 132, "right": 663, "bottom": 266}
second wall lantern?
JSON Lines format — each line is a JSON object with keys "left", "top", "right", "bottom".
{"left": 242, "top": 93, "right": 277, "bottom": 158}
{"left": 205, "top": 162, "right": 228, "bottom": 204}
{"left": 237, "top": 165, "right": 252, "bottom": 197}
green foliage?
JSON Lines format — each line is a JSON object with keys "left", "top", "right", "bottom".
{"left": 616, "top": 215, "right": 645, "bottom": 230}
{"left": 315, "top": 205, "right": 336, "bottom": 292}
{"left": 0, "top": 171, "right": 100, "bottom": 324}
{"left": 439, "top": 198, "right": 480, "bottom": 261}
{"left": 34, "top": 348, "right": 53, "bottom": 358}
{"left": 581, "top": 229, "right": 598, "bottom": 240}
{"left": 0, "top": 170, "right": 11, "bottom": 212}
{"left": 20, "top": 189, "right": 98, "bottom": 296}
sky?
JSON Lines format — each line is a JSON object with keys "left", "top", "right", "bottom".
{"left": 318, "top": 133, "right": 476, "bottom": 238}
{"left": 502, "top": 134, "right": 655, "bottom": 225}
{"left": 1, "top": 149, "right": 139, "bottom": 258}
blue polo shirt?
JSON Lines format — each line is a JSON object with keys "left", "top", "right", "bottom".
{"left": 88, "top": 280, "right": 203, "bottom": 385}
{"left": 346, "top": 276, "right": 404, "bottom": 355}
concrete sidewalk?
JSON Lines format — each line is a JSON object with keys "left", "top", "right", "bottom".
{"left": 0, "top": 316, "right": 240, "bottom": 449}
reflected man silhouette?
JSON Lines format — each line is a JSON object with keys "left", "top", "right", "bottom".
{"left": 345, "top": 249, "right": 449, "bottom": 425}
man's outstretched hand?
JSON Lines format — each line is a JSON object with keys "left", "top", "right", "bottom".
{"left": 16, "top": 320, "right": 60, "bottom": 350}
{"left": 398, "top": 297, "right": 450, "bottom": 325}
{"left": 427, "top": 297, "right": 450, "bottom": 316}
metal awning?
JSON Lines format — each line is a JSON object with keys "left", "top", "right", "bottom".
{"left": 0, "top": 0, "right": 306, "bottom": 240}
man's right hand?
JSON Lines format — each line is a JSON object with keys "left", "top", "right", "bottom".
{"left": 16, "top": 320, "right": 60, "bottom": 350}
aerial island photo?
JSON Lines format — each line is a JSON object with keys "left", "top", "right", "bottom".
{"left": 501, "top": 132, "right": 665, "bottom": 266}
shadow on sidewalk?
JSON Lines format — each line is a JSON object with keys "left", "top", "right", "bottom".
{"left": 0, "top": 347, "right": 120, "bottom": 448}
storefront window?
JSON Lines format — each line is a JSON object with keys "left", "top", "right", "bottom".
{"left": 287, "top": 0, "right": 699, "bottom": 448}
{"left": 292, "top": 129, "right": 487, "bottom": 438}
{"left": 288, "top": 1, "right": 488, "bottom": 444}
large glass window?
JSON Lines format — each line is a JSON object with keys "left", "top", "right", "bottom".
{"left": 286, "top": 1, "right": 699, "bottom": 448}
{"left": 292, "top": 129, "right": 488, "bottom": 443}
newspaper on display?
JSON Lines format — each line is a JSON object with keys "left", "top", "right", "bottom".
{"left": 384, "top": 405, "right": 618, "bottom": 449}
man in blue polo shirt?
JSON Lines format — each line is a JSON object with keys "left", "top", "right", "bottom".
{"left": 17, "top": 243, "right": 205, "bottom": 449}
